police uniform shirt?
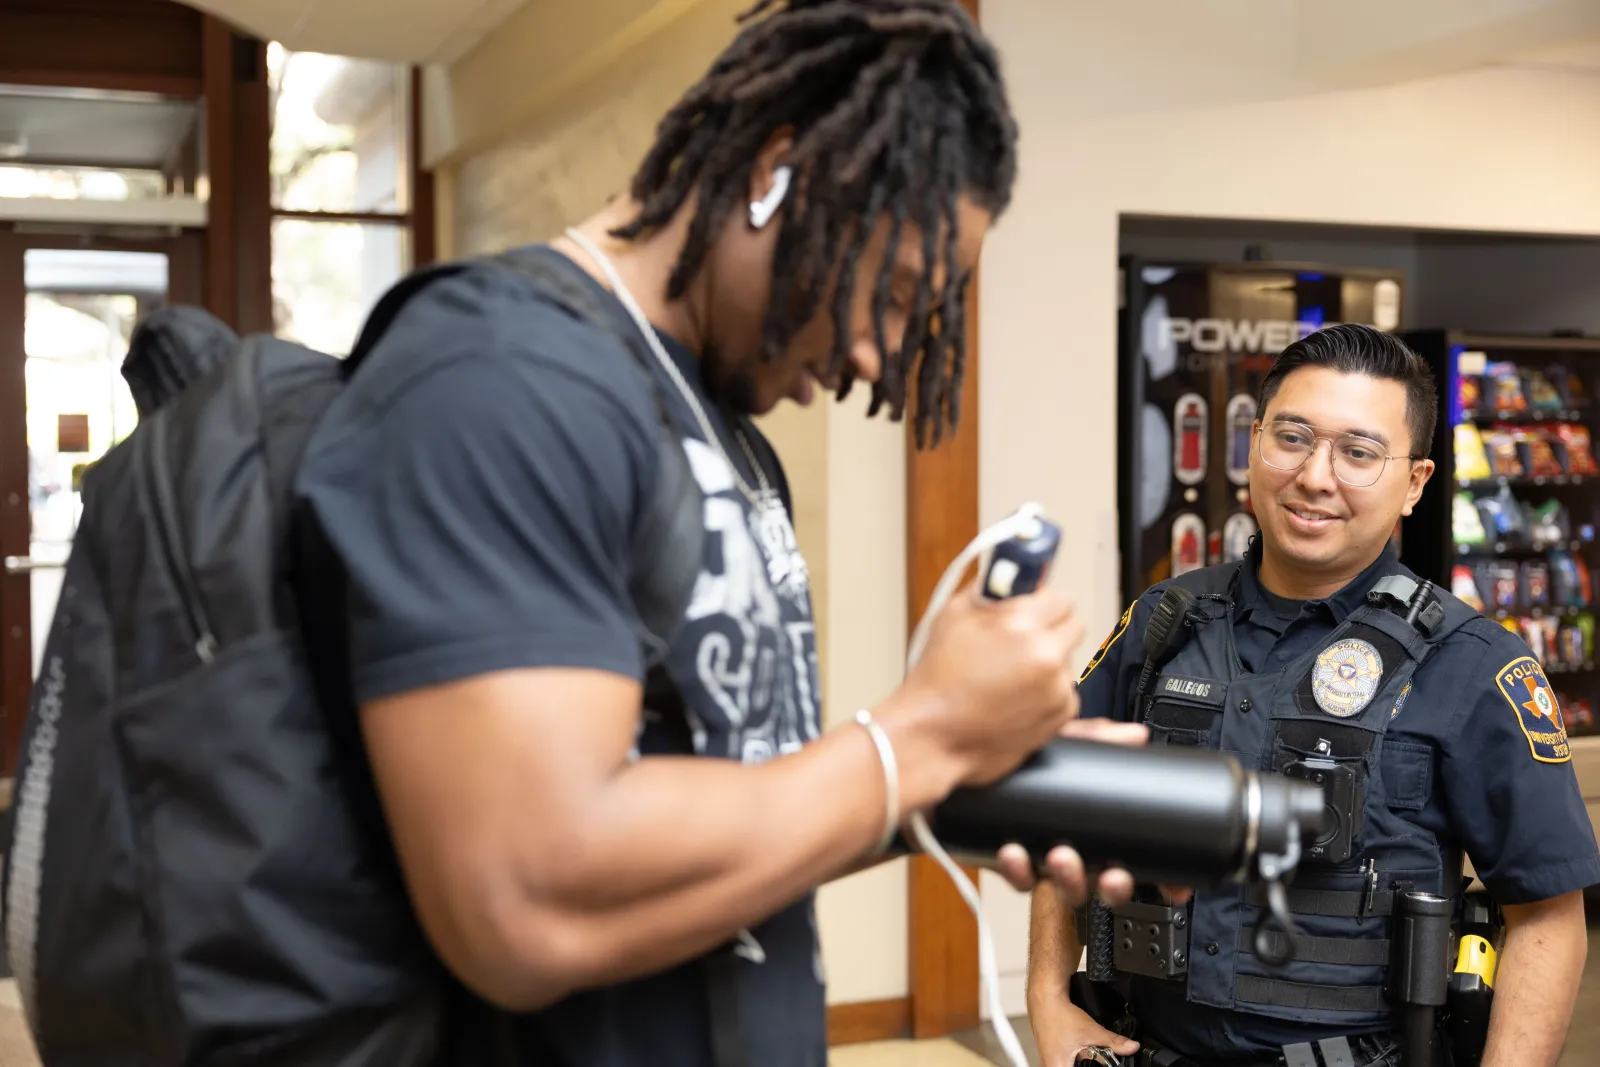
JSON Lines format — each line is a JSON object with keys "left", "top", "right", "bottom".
{"left": 296, "top": 247, "right": 827, "bottom": 1067}
{"left": 1075, "top": 541, "right": 1600, "bottom": 1055}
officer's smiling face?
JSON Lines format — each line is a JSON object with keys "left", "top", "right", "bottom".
{"left": 1250, "top": 366, "right": 1435, "bottom": 596}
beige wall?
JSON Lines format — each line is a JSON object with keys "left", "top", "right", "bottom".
{"left": 435, "top": 0, "right": 913, "bottom": 1006}
{"left": 447, "top": 0, "right": 746, "bottom": 256}
{"left": 975, "top": 0, "right": 1600, "bottom": 1017}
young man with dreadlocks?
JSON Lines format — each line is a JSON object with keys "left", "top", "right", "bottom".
{"left": 295, "top": 1, "right": 1146, "bottom": 1064}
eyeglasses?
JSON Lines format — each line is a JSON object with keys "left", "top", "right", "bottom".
{"left": 1257, "top": 419, "right": 1415, "bottom": 488}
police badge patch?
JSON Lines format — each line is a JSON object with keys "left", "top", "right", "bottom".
{"left": 1495, "top": 656, "right": 1572, "bottom": 764}
{"left": 1312, "top": 638, "right": 1384, "bottom": 718}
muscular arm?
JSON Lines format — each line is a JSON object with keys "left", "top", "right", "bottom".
{"left": 1481, "top": 892, "right": 1587, "bottom": 1067}
{"left": 1027, "top": 882, "right": 1082, "bottom": 1011}
{"left": 364, "top": 669, "right": 962, "bottom": 1011}
{"left": 1437, "top": 634, "right": 1600, "bottom": 1066}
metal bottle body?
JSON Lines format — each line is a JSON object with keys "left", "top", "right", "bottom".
{"left": 927, "top": 738, "right": 1260, "bottom": 887}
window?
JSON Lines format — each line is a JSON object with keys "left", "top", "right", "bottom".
{"left": 267, "top": 44, "right": 413, "bottom": 356}
{"left": 0, "top": 165, "right": 170, "bottom": 202}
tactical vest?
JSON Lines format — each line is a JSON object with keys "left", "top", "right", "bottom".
{"left": 1126, "top": 561, "right": 1479, "bottom": 1028}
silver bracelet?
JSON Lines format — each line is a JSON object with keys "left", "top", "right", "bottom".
{"left": 855, "top": 709, "right": 900, "bottom": 855}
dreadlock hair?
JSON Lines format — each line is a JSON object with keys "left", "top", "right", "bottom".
{"left": 609, "top": 0, "right": 1018, "bottom": 447}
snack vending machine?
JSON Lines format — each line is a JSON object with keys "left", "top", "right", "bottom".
{"left": 1401, "top": 330, "right": 1600, "bottom": 740}
{"left": 1117, "top": 258, "right": 1406, "bottom": 603}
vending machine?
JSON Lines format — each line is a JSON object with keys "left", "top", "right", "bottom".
{"left": 1401, "top": 329, "right": 1600, "bottom": 739}
{"left": 1116, "top": 258, "right": 1406, "bottom": 603}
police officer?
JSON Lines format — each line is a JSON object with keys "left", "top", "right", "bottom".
{"left": 1026, "top": 324, "right": 1599, "bottom": 1067}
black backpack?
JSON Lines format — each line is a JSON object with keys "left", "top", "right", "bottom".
{"left": 0, "top": 247, "right": 707, "bottom": 1066}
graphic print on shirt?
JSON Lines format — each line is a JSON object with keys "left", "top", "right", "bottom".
{"left": 677, "top": 437, "right": 821, "bottom": 766}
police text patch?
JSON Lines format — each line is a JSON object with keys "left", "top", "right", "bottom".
{"left": 1495, "top": 656, "right": 1572, "bottom": 764}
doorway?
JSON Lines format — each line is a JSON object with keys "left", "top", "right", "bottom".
{"left": 0, "top": 229, "right": 202, "bottom": 777}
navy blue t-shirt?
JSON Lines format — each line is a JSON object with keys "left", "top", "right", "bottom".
{"left": 1074, "top": 544, "right": 1600, "bottom": 1056}
{"left": 294, "top": 247, "right": 827, "bottom": 1067}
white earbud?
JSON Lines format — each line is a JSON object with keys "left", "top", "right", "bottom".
{"left": 749, "top": 165, "right": 793, "bottom": 230}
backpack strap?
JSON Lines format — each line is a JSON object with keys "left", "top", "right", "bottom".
{"left": 345, "top": 261, "right": 470, "bottom": 374}
{"left": 341, "top": 244, "right": 649, "bottom": 377}
{"left": 345, "top": 246, "right": 685, "bottom": 441}
{"left": 486, "top": 246, "right": 687, "bottom": 437}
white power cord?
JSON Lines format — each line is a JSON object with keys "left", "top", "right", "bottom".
{"left": 902, "top": 503, "right": 1049, "bottom": 1067}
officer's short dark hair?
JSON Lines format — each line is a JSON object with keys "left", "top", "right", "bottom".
{"left": 1258, "top": 324, "right": 1437, "bottom": 456}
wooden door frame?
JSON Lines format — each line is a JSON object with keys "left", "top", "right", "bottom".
{"left": 905, "top": 0, "right": 984, "bottom": 1038}
{"left": 0, "top": 227, "right": 204, "bottom": 776}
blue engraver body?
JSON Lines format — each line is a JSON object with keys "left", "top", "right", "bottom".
{"left": 984, "top": 509, "right": 1063, "bottom": 600}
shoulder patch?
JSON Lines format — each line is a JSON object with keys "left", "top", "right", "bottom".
{"left": 1494, "top": 656, "right": 1572, "bottom": 764}
{"left": 1079, "top": 601, "right": 1136, "bottom": 684}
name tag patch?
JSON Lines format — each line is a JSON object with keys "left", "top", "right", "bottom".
{"left": 1163, "top": 676, "right": 1215, "bottom": 699}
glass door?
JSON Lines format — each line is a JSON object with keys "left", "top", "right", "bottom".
{"left": 19, "top": 254, "right": 156, "bottom": 665}
{"left": 0, "top": 233, "right": 201, "bottom": 776}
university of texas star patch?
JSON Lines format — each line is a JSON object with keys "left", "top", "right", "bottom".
{"left": 1495, "top": 656, "right": 1572, "bottom": 764}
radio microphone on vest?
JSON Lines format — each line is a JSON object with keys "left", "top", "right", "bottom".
{"left": 1134, "top": 586, "right": 1199, "bottom": 713}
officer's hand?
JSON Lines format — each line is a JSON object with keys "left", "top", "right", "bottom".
{"left": 893, "top": 577, "right": 1085, "bottom": 790}
{"left": 1027, "top": 998, "right": 1138, "bottom": 1067}
{"left": 993, "top": 720, "right": 1193, "bottom": 906}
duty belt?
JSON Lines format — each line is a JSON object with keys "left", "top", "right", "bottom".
{"left": 1081, "top": 1033, "right": 1400, "bottom": 1067}
{"left": 1079, "top": 1050, "right": 1280, "bottom": 1067}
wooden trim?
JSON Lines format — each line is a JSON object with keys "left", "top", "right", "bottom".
{"left": 0, "top": 230, "right": 27, "bottom": 777}
{"left": 0, "top": 229, "right": 203, "bottom": 257}
{"left": 0, "top": 0, "right": 203, "bottom": 98}
{"left": 201, "top": 15, "right": 236, "bottom": 329}
{"left": 409, "top": 68, "right": 437, "bottom": 267}
{"left": 165, "top": 234, "right": 206, "bottom": 307}
{"left": 0, "top": 70, "right": 202, "bottom": 97}
{"left": 233, "top": 34, "right": 272, "bottom": 335}
{"left": 271, "top": 209, "right": 410, "bottom": 227}
{"left": 905, "top": 268, "right": 983, "bottom": 1039}
{"left": 827, "top": 997, "right": 911, "bottom": 1046}
{"left": 905, "top": 0, "right": 983, "bottom": 1036}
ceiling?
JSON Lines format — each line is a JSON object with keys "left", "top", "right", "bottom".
{"left": 180, "top": 0, "right": 532, "bottom": 65}
{"left": 0, "top": 89, "right": 199, "bottom": 171}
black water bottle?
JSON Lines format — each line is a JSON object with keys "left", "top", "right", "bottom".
{"left": 925, "top": 738, "right": 1326, "bottom": 889}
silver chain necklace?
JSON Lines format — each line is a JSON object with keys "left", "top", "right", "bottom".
{"left": 562, "top": 226, "right": 778, "bottom": 515}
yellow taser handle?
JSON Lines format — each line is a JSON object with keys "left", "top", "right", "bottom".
{"left": 1455, "top": 934, "right": 1498, "bottom": 989}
